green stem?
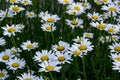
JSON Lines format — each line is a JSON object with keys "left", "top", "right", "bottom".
{"left": 82, "top": 55, "right": 87, "bottom": 80}
{"left": 11, "top": 35, "right": 17, "bottom": 48}
{"left": 51, "top": 31, "right": 55, "bottom": 43}
{"left": 49, "top": 72, "right": 54, "bottom": 80}
{"left": 61, "top": 64, "right": 65, "bottom": 80}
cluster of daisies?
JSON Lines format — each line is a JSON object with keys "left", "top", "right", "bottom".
{"left": 0, "top": 0, "right": 120, "bottom": 79}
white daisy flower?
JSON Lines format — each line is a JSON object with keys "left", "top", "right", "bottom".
{"left": 21, "top": 40, "right": 38, "bottom": 51}
{"left": 87, "top": 12, "right": 102, "bottom": 21}
{"left": 100, "top": 0, "right": 112, "bottom": 4}
{"left": 68, "top": 45, "right": 83, "bottom": 57}
{"left": 26, "top": 11, "right": 36, "bottom": 18}
{"left": 10, "top": 47, "right": 22, "bottom": 54}
{"left": 94, "top": 0, "right": 102, "bottom": 5}
{"left": 55, "top": 51, "right": 72, "bottom": 64}
{"left": 2, "top": 24, "right": 21, "bottom": 37}
{"left": 6, "top": 57, "right": 26, "bottom": 70}
{"left": 0, "top": 49, "right": 15, "bottom": 63}
{"left": 41, "top": 23, "right": 56, "bottom": 32}
{"left": 42, "top": 14, "right": 60, "bottom": 23}
{"left": 105, "top": 24, "right": 119, "bottom": 34}
{"left": 0, "top": 69, "right": 9, "bottom": 80}
{"left": 114, "top": 0, "right": 120, "bottom": 6}
{"left": 83, "top": 32, "right": 93, "bottom": 38}
{"left": 0, "top": 37, "right": 6, "bottom": 46}
{"left": 58, "top": 0, "right": 73, "bottom": 5}
{"left": 9, "top": 5, "right": 25, "bottom": 13}
{"left": 111, "top": 35, "right": 119, "bottom": 42}
{"left": 20, "top": 0, "right": 32, "bottom": 6}
{"left": 34, "top": 50, "right": 56, "bottom": 62}
{"left": 52, "top": 40, "right": 70, "bottom": 52}
{"left": 90, "top": 21, "right": 106, "bottom": 30}
{"left": 74, "top": 40, "right": 94, "bottom": 54}
{"left": 112, "top": 61, "right": 120, "bottom": 72}
{"left": 39, "top": 61, "right": 62, "bottom": 72}
{"left": 66, "top": 18, "right": 83, "bottom": 29}
{"left": 16, "top": 23, "right": 25, "bottom": 31}
{"left": 66, "top": 9, "right": 77, "bottom": 16}
{"left": 81, "top": 2, "right": 91, "bottom": 10}
{"left": 100, "top": 36, "right": 110, "bottom": 43}
{"left": 6, "top": 0, "right": 20, "bottom": 4}
{"left": 110, "top": 53, "right": 120, "bottom": 62}
{"left": 17, "top": 73, "right": 37, "bottom": 80}
{"left": 102, "top": 3, "right": 120, "bottom": 13}
{"left": 67, "top": 2, "right": 84, "bottom": 15}
{"left": 109, "top": 42, "right": 120, "bottom": 53}
{"left": 38, "top": 11, "right": 49, "bottom": 19}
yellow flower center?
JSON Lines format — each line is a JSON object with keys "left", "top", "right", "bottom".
{"left": 45, "top": 26, "right": 52, "bottom": 30}
{"left": 24, "top": 0, "right": 29, "bottom": 4}
{"left": 6, "top": 14, "right": 10, "bottom": 17}
{"left": 24, "top": 78, "right": 32, "bottom": 80}
{"left": 29, "top": 13, "right": 34, "bottom": 17}
{"left": 0, "top": 72, "right": 5, "bottom": 77}
{"left": 97, "top": 24, "right": 105, "bottom": 30}
{"left": 47, "top": 18, "right": 55, "bottom": 23}
{"left": 58, "top": 56, "right": 66, "bottom": 62}
{"left": 108, "top": 28, "right": 114, "bottom": 33}
{"left": 12, "top": 5, "right": 20, "bottom": 11}
{"left": 12, "top": 62, "right": 20, "bottom": 68}
{"left": 45, "top": 65, "right": 54, "bottom": 71}
{"left": 41, "top": 56, "right": 49, "bottom": 61}
{"left": 91, "top": 15, "right": 98, "bottom": 20}
{"left": 63, "top": 0, "right": 69, "bottom": 4}
{"left": 74, "top": 6, "right": 80, "bottom": 11}
{"left": 57, "top": 46, "right": 65, "bottom": 51}
{"left": 114, "top": 46, "right": 120, "bottom": 52}
{"left": 7, "top": 27, "right": 15, "bottom": 33}
{"left": 26, "top": 44, "right": 34, "bottom": 49}
{"left": 114, "top": 57, "right": 120, "bottom": 61}
{"left": 82, "top": 3, "right": 88, "bottom": 7}
{"left": 11, "top": 50, "right": 17, "bottom": 53}
{"left": 10, "top": 0, "right": 16, "bottom": 3}
{"left": 71, "top": 20, "right": 78, "bottom": 25}
{"left": 112, "top": 36, "right": 116, "bottom": 41}
{"left": 85, "top": 33, "right": 91, "bottom": 37}
{"left": 103, "top": 0, "right": 108, "bottom": 2}
{"left": 2, "top": 55, "right": 9, "bottom": 60}
{"left": 79, "top": 45, "right": 87, "bottom": 50}
{"left": 118, "top": 1, "right": 120, "bottom": 5}
{"left": 70, "top": 11, "right": 76, "bottom": 15}
{"left": 109, "top": 7, "right": 116, "bottom": 11}
{"left": 73, "top": 50, "right": 80, "bottom": 55}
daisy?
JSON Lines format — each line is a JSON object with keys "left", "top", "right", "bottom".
{"left": 72, "top": 36, "right": 89, "bottom": 43}
{"left": 0, "top": 69, "right": 9, "bottom": 80}
{"left": 9, "top": 5, "right": 24, "bottom": 13}
{"left": 16, "top": 23, "right": 25, "bottom": 31}
{"left": 38, "top": 11, "right": 49, "bottom": 19}
{"left": 66, "top": 9, "right": 77, "bottom": 16}
{"left": 87, "top": 12, "right": 102, "bottom": 21}
{"left": 20, "top": 0, "right": 32, "bottom": 6}
{"left": 21, "top": 40, "right": 38, "bottom": 51}
{"left": 17, "top": 73, "right": 37, "bottom": 80}
{"left": 34, "top": 50, "right": 56, "bottom": 63}
{"left": 26, "top": 11, "right": 36, "bottom": 18}
{"left": 2, "top": 24, "right": 21, "bottom": 37}
{"left": 67, "top": 2, "right": 84, "bottom": 15}
{"left": 81, "top": 2, "right": 91, "bottom": 10}
{"left": 102, "top": 3, "right": 120, "bottom": 13}
{"left": 52, "top": 40, "right": 70, "bottom": 52}
{"left": 39, "top": 61, "right": 61, "bottom": 72}
{"left": 105, "top": 24, "right": 119, "bottom": 34}
{"left": 109, "top": 42, "right": 120, "bottom": 53}
{"left": 83, "top": 32, "right": 93, "bottom": 38}
{"left": 112, "top": 61, "right": 120, "bottom": 72}
{"left": 6, "top": 57, "right": 26, "bottom": 70}
{"left": 90, "top": 21, "right": 106, "bottom": 30}
{"left": 9, "top": 47, "right": 22, "bottom": 54}
{"left": 100, "top": 0, "right": 112, "bottom": 4}
{"left": 111, "top": 35, "right": 119, "bottom": 42}
{"left": 58, "top": 0, "right": 73, "bottom": 5}
{"left": 42, "top": 14, "right": 60, "bottom": 23}
{"left": 66, "top": 18, "right": 83, "bottom": 29}
{"left": 100, "top": 36, "right": 110, "bottom": 43}
{"left": 110, "top": 53, "right": 120, "bottom": 62}
{"left": 0, "top": 37, "right": 6, "bottom": 46}
{"left": 41, "top": 23, "right": 56, "bottom": 32}
{"left": 74, "top": 40, "right": 93, "bottom": 53}
{"left": 94, "top": 0, "right": 102, "bottom": 5}
{"left": 54, "top": 51, "right": 72, "bottom": 64}
{"left": 6, "top": 0, "right": 20, "bottom": 4}
{"left": 114, "top": 0, "right": 120, "bottom": 6}
{"left": 0, "top": 49, "right": 15, "bottom": 63}
{"left": 68, "top": 45, "right": 83, "bottom": 57}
